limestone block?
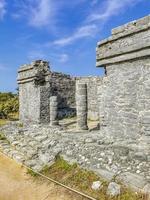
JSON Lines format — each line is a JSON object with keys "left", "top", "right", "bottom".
{"left": 91, "top": 181, "right": 102, "bottom": 190}
{"left": 96, "top": 15, "right": 150, "bottom": 66}
{"left": 107, "top": 182, "right": 121, "bottom": 196}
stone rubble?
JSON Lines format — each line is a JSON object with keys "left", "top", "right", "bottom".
{"left": 0, "top": 121, "right": 149, "bottom": 193}
{"left": 107, "top": 182, "right": 121, "bottom": 196}
{"left": 91, "top": 181, "right": 102, "bottom": 190}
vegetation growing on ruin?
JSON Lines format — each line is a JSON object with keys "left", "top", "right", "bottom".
{"left": 0, "top": 132, "right": 10, "bottom": 144}
{"left": 27, "top": 168, "right": 39, "bottom": 177}
{"left": 28, "top": 156, "right": 146, "bottom": 200}
{"left": 0, "top": 92, "right": 19, "bottom": 120}
{"left": 0, "top": 132, "right": 7, "bottom": 141}
{"left": 0, "top": 119, "right": 8, "bottom": 127}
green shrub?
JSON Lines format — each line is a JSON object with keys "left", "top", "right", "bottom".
{"left": 0, "top": 92, "right": 19, "bottom": 119}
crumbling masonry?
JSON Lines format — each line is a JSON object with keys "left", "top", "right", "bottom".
{"left": 96, "top": 15, "right": 150, "bottom": 139}
{"left": 0, "top": 15, "right": 150, "bottom": 193}
{"left": 17, "top": 60, "right": 100, "bottom": 123}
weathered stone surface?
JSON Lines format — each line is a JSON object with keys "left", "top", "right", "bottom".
{"left": 91, "top": 181, "right": 102, "bottom": 190}
{"left": 76, "top": 77, "right": 102, "bottom": 120}
{"left": 96, "top": 15, "right": 150, "bottom": 65}
{"left": 18, "top": 60, "right": 51, "bottom": 124}
{"left": 107, "top": 182, "right": 121, "bottom": 196}
{"left": 18, "top": 60, "right": 76, "bottom": 123}
{"left": 76, "top": 83, "right": 88, "bottom": 130}
{"left": 118, "top": 172, "right": 148, "bottom": 190}
{"left": 97, "top": 15, "right": 150, "bottom": 145}
{"left": 50, "top": 72, "right": 76, "bottom": 118}
{"left": 94, "top": 168, "right": 115, "bottom": 181}
{"left": 1, "top": 121, "right": 149, "bottom": 191}
{"left": 143, "top": 184, "right": 150, "bottom": 194}
{"left": 50, "top": 96, "right": 59, "bottom": 126}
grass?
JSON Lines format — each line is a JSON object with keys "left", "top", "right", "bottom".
{"left": 27, "top": 168, "right": 39, "bottom": 177}
{"left": 0, "top": 112, "right": 19, "bottom": 128}
{"left": 0, "top": 120, "right": 11, "bottom": 144}
{"left": 8, "top": 112, "right": 19, "bottom": 121}
{"left": 0, "top": 132, "right": 7, "bottom": 141}
{"left": 17, "top": 123, "right": 23, "bottom": 128}
{"left": 0, "top": 119, "right": 8, "bottom": 127}
{"left": 0, "top": 132, "right": 10, "bottom": 145}
{"left": 27, "top": 156, "right": 148, "bottom": 200}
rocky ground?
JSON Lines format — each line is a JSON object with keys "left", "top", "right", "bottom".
{"left": 0, "top": 119, "right": 149, "bottom": 194}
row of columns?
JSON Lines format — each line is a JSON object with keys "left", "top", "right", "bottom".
{"left": 49, "top": 83, "right": 88, "bottom": 130}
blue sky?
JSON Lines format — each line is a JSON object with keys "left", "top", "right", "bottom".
{"left": 0, "top": 0, "right": 149, "bottom": 92}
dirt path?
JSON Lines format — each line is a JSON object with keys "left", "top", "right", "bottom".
{"left": 0, "top": 153, "right": 85, "bottom": 200}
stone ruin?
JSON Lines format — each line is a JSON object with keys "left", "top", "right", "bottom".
{"left": 97, "top": 15, "right": 150, "bottom": 139}
{"left": 17, "top": 60, "right": 76, "bottom": 123}
{"left": 17, "top": 60, "right": 101, "bottom": 123}
{"left": 0, "top": 15, "right": 150, "bottom": 193}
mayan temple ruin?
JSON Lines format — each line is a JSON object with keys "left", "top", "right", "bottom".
{"left": 0, "top": 15, "right": 150, "bottom": 194}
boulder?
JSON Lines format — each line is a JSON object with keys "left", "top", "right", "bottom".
{"left": 107, "top": 182, "right": 121, "bottom": 196}
{"left": 91, "top": 181, "right": 102, "bottom": 190}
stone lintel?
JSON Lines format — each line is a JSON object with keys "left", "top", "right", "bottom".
{"left": 96, "top": 15, "right": 150, "bottom": 67}
{"left": 97, "top": 15, "right": 150, "bottom": 46}
{"left": 112, "top": 15, "right": 150, "bottom": 36}
{"left": 97, "top": 48, "right": 150, "bottom": 66}
{"left": 17, "top": 73, "right": 50, "bottom": 84}
{"left": 17, "top": 60, "right": 50, "bottom": 84}
{"left": 18, "top": 65, "right": 34, "bottom": 73}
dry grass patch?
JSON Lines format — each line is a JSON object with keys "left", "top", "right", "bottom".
{"left": 0, "top": 119, "right": 8, "bottom": 127}
{"left": 32, "top": 156, "right": 146, "bottom": 200}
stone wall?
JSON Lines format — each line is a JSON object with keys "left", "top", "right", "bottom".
{"left": 18, "top": 61, "right": 101, "bottom": 122}
{"left": 18, "top": 61, "right": 76, "bottom": 123}
{"left": 96, "top": 15, "right": 150, "bottom": 140}
{"left": 50, "top": 72, "right": 76, "bottom": 118}
{"left": 17, "top": 60, "right": 51, "bottom": 123}
{"left": 76, "top": 77, "right": 102, "bottom": 120}
{"left": 98, "top": 62, "right": 150, "bottom": 139}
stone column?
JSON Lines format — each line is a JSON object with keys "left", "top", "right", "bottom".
{"left": 50, "top": 96, "right": 59, "bottom": 126}
{"left": 76, "top": 83, "right": 88, "bottom": 130}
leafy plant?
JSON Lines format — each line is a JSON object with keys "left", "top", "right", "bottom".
{"left": 0, "top": 92, "right": 19, "bottom": 119}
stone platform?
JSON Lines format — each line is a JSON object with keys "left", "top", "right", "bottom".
{"left": 0, "top": 121, "right": 149, "bottom": 193}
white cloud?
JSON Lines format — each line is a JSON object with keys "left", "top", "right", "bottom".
{"left": 13, "top": 0, "right": 55, "bottom": 27}
{"left": 53, "top": 24, "right": 98, "bottom": 46}
{"left": 0, "top": 0, "right": 6, "bottom": 20}
{"left": 29, "top": 0, "right": 53, "bottom": 27}
{"left": 52, "top": 0, "right": 143, "bottom": 47}
{"left": 87, "top": 0, "right": 143, "bottom": 23}
{"left": 12, "top": 0, "right": 88, "bottom": 28}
